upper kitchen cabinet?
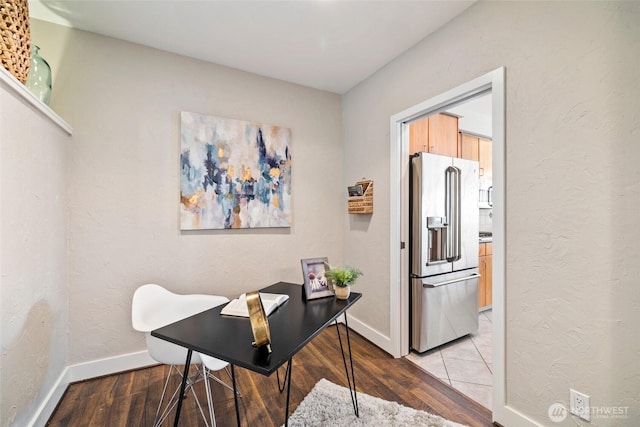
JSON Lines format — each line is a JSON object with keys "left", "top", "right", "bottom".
{"left": 409, "top": 113, "right": 458, "bottom": 157}
{"left": 478, "top": 137, "right": 492, "bottom": 183}
{"left": 459, "top": 132, "right": 492, "bottom": 183}
{"left": 459, "top": 132, "right": 479, "bottom": 161}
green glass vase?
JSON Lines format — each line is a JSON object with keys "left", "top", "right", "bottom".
{"left": 26, "top": 45, "right": 52, "bottom": 106}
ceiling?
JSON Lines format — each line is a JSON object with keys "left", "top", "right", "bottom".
{"left": 30, "top": 0, "right": 475, "bottom": 94}
{"left": 446, "top": 92, "right": 492, "bottom": 137}
{"left": 446, "top": 92, "right": 492, "bottom": 118}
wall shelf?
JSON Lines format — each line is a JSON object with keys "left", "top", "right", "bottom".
{"left": 0, "top": 67, "right": 72, "bottom": 135}
{"left": 347, "top": 179, "right": 373, "bottom": 214}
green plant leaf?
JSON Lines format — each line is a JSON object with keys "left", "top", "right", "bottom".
{"left": 325, "top": 265, "right": 363, "bottom": 288}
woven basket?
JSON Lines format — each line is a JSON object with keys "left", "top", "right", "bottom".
{"left": 347, "top": 180, "right": 373, "bottom": 214}
{"left": 0, "top": 0, "right": 30, "bottom": 84}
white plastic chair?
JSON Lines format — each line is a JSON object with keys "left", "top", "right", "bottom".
{"left": 132, "top": 284, "right": 238, "bottom": 427}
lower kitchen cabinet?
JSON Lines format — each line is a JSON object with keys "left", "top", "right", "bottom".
{"left": 478, "top": 242, "right": 493, "bottom": 310}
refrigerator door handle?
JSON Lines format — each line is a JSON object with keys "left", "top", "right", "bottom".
{"left": 445, "top": 166, "right": 462, "bottom": 262}
{"left": 423, "top": 273, "right": 481, "bottom": 288}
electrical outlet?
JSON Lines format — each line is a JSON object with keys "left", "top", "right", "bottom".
{"left": 570, "top": 388, "right": 591, "bottom": 421}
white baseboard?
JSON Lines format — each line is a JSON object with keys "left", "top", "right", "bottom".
{"left": 68, "top": 350, "right": 156, "bottom": 383}
{"left": 27, "top": 350, "right": 157, "bottom": 427}
{"left": 345, "top": 313, "right": 393, "bottom": 356}
{"left": 495, "top": 405, "right": 543, "bottom": 426}
{"left": 28, "top": 367, "right": 70, "bottom": 427}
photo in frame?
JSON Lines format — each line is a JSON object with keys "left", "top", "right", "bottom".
{"left": 348, "top": 184, "right": 363, "bottom": 197}
{"left": 301, "top": 257, "right": 335, "bottom": 300}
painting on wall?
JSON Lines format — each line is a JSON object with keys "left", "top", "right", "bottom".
{"left": 180, "top": 111, "right": 292, "bottom": 230}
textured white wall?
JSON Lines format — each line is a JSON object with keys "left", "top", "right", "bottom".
{"left": 343, "top": 1, "right": 639, "bottom": 425}
{"left": 27, "top": 2, "right": 640, "bottom": 424}
{"left": 31, "top": 20, "right": 344, "bottom": 364}
{"left": 0, "top": 77, "right": 70, "bottom": 426}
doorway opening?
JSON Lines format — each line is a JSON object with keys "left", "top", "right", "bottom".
{"left": 405, "top": 92, "right": 493, "bottom": 408}
{"left": 388, "top": 68, "right": 505, "bottom": 418}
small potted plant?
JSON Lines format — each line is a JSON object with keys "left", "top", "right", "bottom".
{"left": 325, "top": 264, "right": 363, "bottom": 300}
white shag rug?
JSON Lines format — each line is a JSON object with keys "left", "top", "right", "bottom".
{"left": 284, "top": 378, "right": 467, "bottom": 427}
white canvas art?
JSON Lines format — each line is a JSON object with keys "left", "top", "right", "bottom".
{"left": 180, "top": 112, "right": 292, "bottom": 230}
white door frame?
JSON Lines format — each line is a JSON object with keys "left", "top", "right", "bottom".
{"left": 388, "top": 67, "right": 507, "bottom": 422}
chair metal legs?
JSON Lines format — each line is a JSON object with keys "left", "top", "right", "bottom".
{"left": 202, "top": 365, "right": 242, "bottom": 427}
{"left": 154, "top": 363, "right": 241, "bottom": 427}
{"left": 206, "top": 366, "right": 241, "bottom": 396}
{"left": 154, "top": 364, "right": 210, "bottom": 427}
{"left": 203, "top": 365, "right": 216, "bottom": 427}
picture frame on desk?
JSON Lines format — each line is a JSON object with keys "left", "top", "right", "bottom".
{"left": 301, "top": 257, "right": 335, "bottom": 300}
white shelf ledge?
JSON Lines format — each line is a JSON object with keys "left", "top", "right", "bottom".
{"left": 0, "top": 67, "right": 72, "bottom": 135}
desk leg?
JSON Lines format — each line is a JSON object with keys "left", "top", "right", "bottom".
{"left": 173, "top": 349, "right": 193, "bottom": 427}
{"left": 284, "top": 359, "right": 293, "bottom": 427}
{"left": 231, "top": 365, "right": 241, "bottom": 427}
{"left": 336, "top": 315, "right": 359, "bottom": 417}
{"left": 276, "top": 360, "right": 290, "bottom": 393}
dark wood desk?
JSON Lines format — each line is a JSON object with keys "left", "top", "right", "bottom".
{"left": 151, "top": 282, "right": 362, "bottom": 426}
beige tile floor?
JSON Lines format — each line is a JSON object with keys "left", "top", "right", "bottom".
{"left": 406, "top": 310, "right": 493, "bottom": 409}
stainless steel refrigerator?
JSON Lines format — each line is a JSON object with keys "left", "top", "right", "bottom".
{"left": 410, "top": 152, "right": 480, "bottom": 352}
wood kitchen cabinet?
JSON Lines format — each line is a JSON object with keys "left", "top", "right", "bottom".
{"left": 478, "top": 242, "right": 493, "bottom": 310}
{"left": 459, "top": 132, "right": 492, "bottom": 182}
{"left": 409, "top": 113, "right": 459, "bottom": 157}
{"left": 478, "top": 137, "right": 492, "bottom": 183}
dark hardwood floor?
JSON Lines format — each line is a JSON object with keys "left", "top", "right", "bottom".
{"left": 47, "top": 325, "right": 492, "bottom": 426}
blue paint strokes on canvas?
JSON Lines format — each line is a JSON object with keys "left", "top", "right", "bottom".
{"left": 179, "top": 112, "right": 292, "bottom": 230}
{"left": 180, "top": 150, "right": 203, "bottom": 196}
{"left": 257, "top": 128, "right": 284, "bottom": 206}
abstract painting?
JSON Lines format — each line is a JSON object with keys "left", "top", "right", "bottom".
{"left": 180, "top": 112, "right": 292, "bottom": 230}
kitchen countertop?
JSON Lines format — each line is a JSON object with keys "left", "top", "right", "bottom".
{"left": 479, "top": 233, "right": 493, "bottom": 243}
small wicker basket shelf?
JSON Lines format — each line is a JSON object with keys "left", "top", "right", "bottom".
{"left": 1, "top": 0, "right": 31, "bottom": 84}
{"left": 347, "top": 179, "right": 373, "bottom": 214}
